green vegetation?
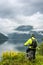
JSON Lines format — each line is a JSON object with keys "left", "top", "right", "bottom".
{"left": 38, "top": 42, "right": 43, "bottom": 55}
{"left": 0, "top": 51, "right": 43, "bottom": 65}
{"left": 0, "top": 42, "right": 43, "bottom": 65}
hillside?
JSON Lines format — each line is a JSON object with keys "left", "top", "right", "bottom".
{"left": 0, "top": 33, "right": 8, "bottom": 44}
{"left": 0, "top": 51, "right": 43, "bottom": 65}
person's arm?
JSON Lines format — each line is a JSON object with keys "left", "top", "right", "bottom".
{"left": 24, "top": 39, "right": 32, "bottom": 46}
{"left": 36, "top": 39, "right": 39, "bottom": 49}
{"left": 36, "top": 39, "right": 38, "bottom": 44}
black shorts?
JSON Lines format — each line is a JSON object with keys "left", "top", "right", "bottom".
{"left": 26, "top": 48, "right": 32, "bottom": 53}
{"left": 26, "top": 48, "right": 36, "bottom": 59}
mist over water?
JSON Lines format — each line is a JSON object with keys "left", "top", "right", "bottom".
{"left": 0, "top": 41, "right": 15, "bottom": 55}
{"left": 0, "top": 40, "right": 26, "bottom": 55}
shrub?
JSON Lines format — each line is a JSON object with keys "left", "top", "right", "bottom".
{"left": 0, "top": 51, "right": 43, "bottom": 65}
{"left": 38, "top": 42, "right": 43, "bottom": 55}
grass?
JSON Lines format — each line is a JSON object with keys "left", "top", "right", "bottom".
{"left": 0, "top": 51, "right": 43, "bottom": 65}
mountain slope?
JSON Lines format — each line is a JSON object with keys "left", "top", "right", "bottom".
{"left": 0, "top": 33, "right": 8, "bottom": 44}
{"left": 0, "top": 51, "right": 43, "bottom": 65}
{"left": 15, "top": 25, "right": 33, "bottom": 31}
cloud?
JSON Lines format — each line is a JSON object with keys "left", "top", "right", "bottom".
{"left": 0, "top": 18, "right": 19, "bottom": 34}
{"left": 16, "top": 12, "right": 43, "bottom": 30}
{"left": 0, "top": 12, "right": 43, "bottom": 34}
{"left": 0, "top": 0, "right": 43, "bottom": 19}
{"left": 0, "top": 0, "right": 24, "bottom": 18}
{"left": 18, "top": 0, "right": 43, "bottom": 16}
{"left": 0, "top": 0, "right": 43, "bottom": 34}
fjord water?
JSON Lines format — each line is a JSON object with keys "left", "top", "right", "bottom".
{"left": 0, "top": 40, "right": 25, "bottom": 55}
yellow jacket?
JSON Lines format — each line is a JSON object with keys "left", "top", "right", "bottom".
{"left": 24, "top": 37, "right": 37, "bottom": 49}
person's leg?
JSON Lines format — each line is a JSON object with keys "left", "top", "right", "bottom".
{"left": 33, "top": 49, "right": 36, "bottom": 59}
{"left": 26, "top": 48, "right": 30, "bottom": 57}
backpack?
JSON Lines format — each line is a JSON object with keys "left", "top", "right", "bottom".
{"left": 31, "top": 39, "right": 37, "bottom": 48}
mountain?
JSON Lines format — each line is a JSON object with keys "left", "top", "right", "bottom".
{"left": 0, "top": 33, "right": 8, "bottom": 44}
{"left": 8, "top": 33, "right": 30, "bottom": 43}
{"left": 9, "top": 25, "right": 43, "bottom": 43}
{"left": 8, "top": 31, "right": 43, "bottom": 43}
{"left": 15, "top": 25, "right": 33, "bottom": 31}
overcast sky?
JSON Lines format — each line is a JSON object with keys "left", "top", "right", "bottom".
{"left": 0, "top": 0, "right": 43, "bottom": 34}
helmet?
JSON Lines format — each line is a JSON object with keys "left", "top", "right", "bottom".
{"left": 31, "top": 34, "right": 35, "bottom": 37}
